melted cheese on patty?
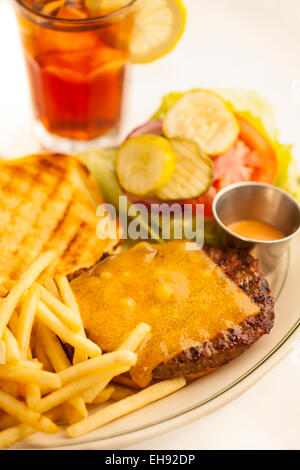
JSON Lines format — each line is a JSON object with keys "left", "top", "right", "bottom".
{"left": 71, "top": 241, "right": 259, "bottom": 387}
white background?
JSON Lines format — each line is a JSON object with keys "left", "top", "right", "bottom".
{"left": 0, "top": 0, "right": 299, "bottom": 450}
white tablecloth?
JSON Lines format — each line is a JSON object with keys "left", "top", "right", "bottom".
{"left": 0, "top": 0, "right": 299, "bottom": 450}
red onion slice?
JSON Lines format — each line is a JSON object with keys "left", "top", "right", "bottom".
{"left": 126, "top": 120, "right": 163, "bottom": 139}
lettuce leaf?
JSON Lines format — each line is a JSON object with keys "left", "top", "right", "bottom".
{"left": 279, "top": 159, "right": 300, "bottom": 201}
{"left": 152, "top": 92, "right": 183, "bottom": 120}
{"left": 76, "top": 148, "right": 123, "bottom": 209}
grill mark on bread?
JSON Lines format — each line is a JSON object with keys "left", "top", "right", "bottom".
{"left": 59, "top": 221, "right": 91, "bottom": 274}
{"left": 0, "top": 167, "right": 43, "bottom": 237}
{"left": 61, "top": 221, "right": 86, "bottom": 263}
{"left": 0, "top": 186, "right": 53, "bottom": 278}
{"left": 12, "top": 188, "right": 74, "bottom": 278}
{"left": 3, "top": 170, "right": 68, "bottom": 278}
{"left": 41, "top": 203, "right": 85, "bottom": 280}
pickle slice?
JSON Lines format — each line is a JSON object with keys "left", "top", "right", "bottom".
{"left": 163, "top": 90, "right": 240, "bottom": 156}
{"left": 156, "top": 138, "right": 213, "bottom": 200}
{"left": 116, "top": 135, "right": 177, "bottom": 197}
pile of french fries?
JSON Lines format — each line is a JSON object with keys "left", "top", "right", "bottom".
{"left": 0, "top": 251, "right": 186, "bottom": 449}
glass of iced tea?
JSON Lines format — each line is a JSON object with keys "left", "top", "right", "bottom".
{"left": 14, "top": 0, "right": 137, "bottom": 152}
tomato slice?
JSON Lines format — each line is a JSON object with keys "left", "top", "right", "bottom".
{"left": 236, "top": 115, "right": 277, "bottom": 184}
{"left": 213, "top": 139, "right": 256, "bottom": 191}
{"left": 186, "top": 115, "right": 278, "bottom": 216}
{"left": 185, "top": 186, "right": 217, "bottom": 217}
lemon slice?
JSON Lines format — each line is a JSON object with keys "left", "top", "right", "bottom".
{"left": 130, "top": 0, "right": 186, "bottom": 64}
{"left": 163, "top": 90, "right": 240, "bottom": 156}
{"left": 116, "top": 135, "right": 176, "bottom": 196}
{"left": 156, "top": 138, "right": 213, "bottom": 200}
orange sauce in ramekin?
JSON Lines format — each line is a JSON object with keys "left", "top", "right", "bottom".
{"left": 228, "top": 219, "right": 284, "bottom": 241}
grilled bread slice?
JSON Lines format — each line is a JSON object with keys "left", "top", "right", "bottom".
{"left": 0, "top": 153, "right": 119, "bottom": 281}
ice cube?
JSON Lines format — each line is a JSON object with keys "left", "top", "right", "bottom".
{"left": 41, "top": 0, "right": 66, "bottom": 15}
{"left": 85, "top": 0, "right": 130, "bottom": 13}
{"left": 56, "top": 4, "right": 89, "bottom": 19}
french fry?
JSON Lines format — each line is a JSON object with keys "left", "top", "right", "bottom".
{"left": 0, "top": 364, "right": 61, "bottom": 389}
{"left": 3, "top": 328, "right": 21, "bottom": 364}
{"left": 36, "top": 322, "right": 87, "bottom": 420}
{"left": 64, "top": 402, "right": 85, "bottom": 425}
{"left": 27, "top": 347, "right": 33, "bottom": 360}
{"left": 92, "top": 385, "right": 115, "bottom": 404}
{"left": 0, "top": 286, "right": 8, "bottom": 298}
{"left": 58, "top": 350, "right": 137, "bottom": 386}
{"left": 82, "top": 384, "right": 106, "bottom": 404}
{"left": 0, "top": 389, "right": 59, "bottom": 434}
{"left": 0, "top": 413, "right": 18, "bottom": 431}
{"left": 0, "top": 251, "right": 56, "bottom": 338}
{"left": 66, "top": 396, "right": 87, "bottom": 421}
{"left": 36, "top": 301, "right": 101, "bottom": 358}
{"left": 42, "top": 278, "right": 60, "bottom": 298}
{"left": 0, "top": 380, "right": 19, "bottom": 398}
{"left": 0, "top": 424, "right": 33, "bottom": 450}
{"left": 0, "top": 408, "right": 67, "bottom": 451}
{"left": 38, "top": 284, "right": 82, "bottom": 332}
{"left": 54, "top": 274, "right": 80, "bottom": 319}
{"left": 45, "top": 405, "right": 67, "bottom": 424}
{"left": 67, "top": 377, "right": 187, "bottom": 438}
{"left": 0, "top": 405, "right": 67, "bottom": 433}
{"left": 0, "top": 342, "right": 5, "bottom": 365}
{"left": 19, "top": 359, "right": 43, "bottom": 370}
{"left": 25, "top": 384, "right": 41, "bottom": 409}
{"left": 55, "top": 274, "right": 87, "bottom": 364}
{"left": 2, "top": 280, "right": 16, "bottom": 291}
{"left": 17, "top": 284, "right": 41, "bottom": 359}
{"left": 119, "top": 323, "right": 151, "bottom": 352}
{"left": 34, "top": 342, "right": 54, "bottom": 372}
{"left": 8, "top": 311, "right": 20, "bottom": 338}
{"left": 0, "top": 276, "right": 7, "bottom": 285}
{"left": 83, "top": 323, "right": 150, "bottom": 403}
{"left": 35, "top": 366, "right": 128, "bottom": 415}
{"left": 36, "top": 321, "right": 70, "bottom": 372}
{"left": 111, "top": 385, "right": 136, "bottom": 402}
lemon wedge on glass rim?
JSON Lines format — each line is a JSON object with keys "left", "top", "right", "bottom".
{"left": 163, "top": 90, "right": 240, "bottom": 156}
{"left": 130, "top": 0, "right": 186, "bottom": 63}
{"left": 116, "top": 135, "right": 177, "bottom": 196}
{"left": 85, "top": 0, "right": 186, "bottom": 63}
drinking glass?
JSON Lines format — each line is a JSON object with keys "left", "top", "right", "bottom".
{"left": 14, "top": 0, "right": 137, "bottom": 152}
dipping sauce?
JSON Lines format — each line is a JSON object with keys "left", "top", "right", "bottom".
{"left": 228, "top": 219, "right": 285, "bottom": 241}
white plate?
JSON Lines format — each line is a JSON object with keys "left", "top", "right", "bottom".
{"left": 15, "top": 236, "right": 300, "bottom": 449}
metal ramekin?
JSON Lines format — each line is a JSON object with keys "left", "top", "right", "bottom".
{"left": 212, "top": 182, "right": 300, "bottom": 274}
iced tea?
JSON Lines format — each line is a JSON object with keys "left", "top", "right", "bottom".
{"left": 14, "top": 0, "right": 136, "bottom": 147}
